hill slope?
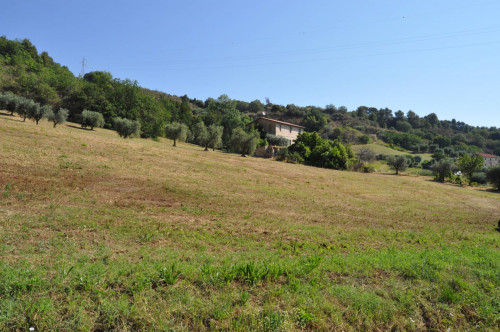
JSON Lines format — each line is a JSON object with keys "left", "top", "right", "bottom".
{"left": 0, "top": 111, "right": 499, "bottom": 330}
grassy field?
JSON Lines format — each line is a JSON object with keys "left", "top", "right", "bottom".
{"left": 1, "top": 111, "right": 499, "bottom": 331}
{"left": 352, "top": 142, "right": 433, "bottom": 161}
{"left": 351, "top": 142, "right": 411, "bottom": 156}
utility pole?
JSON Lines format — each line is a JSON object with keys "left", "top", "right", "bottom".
{"left": 80, "top": 57, "right": 87, "bottom": 77}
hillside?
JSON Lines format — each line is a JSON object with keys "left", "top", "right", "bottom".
{"left": 2, "top": 37, "right": 500, "bottom": 158}
{"left": 0, "top": 111, "right": 499, "bottom": 330}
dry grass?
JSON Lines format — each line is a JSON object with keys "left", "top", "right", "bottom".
{"left": 0, "top": 111, "right": 499, "bottom": 331}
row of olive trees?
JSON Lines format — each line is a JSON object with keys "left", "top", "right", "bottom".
{"left": 164, "top": 121, "right": 259, "bottom": 156}
{"left": 164, "top": 122, "right": 225, "bottom": 150}
{"left": 0, "top": 92, "right": 69, "bottom": 127}
{"left": 383, "top": 151, "right": 500, "bottom": 190}
{"left": 2, "top": 91, "right": 260, "bottom": 156}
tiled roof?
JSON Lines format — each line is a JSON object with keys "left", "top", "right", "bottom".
{"left": 252, "top": 117, "right": 305, "bottom": 129}
{"left": 478, "top": 153, "right": 498, "bottom": 158}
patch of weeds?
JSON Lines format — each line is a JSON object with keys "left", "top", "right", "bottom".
{"left": 156, "top": 263, "right": 181, "bottom": 286}
{"left": 238, "top": 291, "right": 250, "bottom": 306}
{"left": 137, "top": 232, "right": 156, "bottom": 243}
{"left": 301, "top": 255, "right": 321, "bottom": 274}
{"left": 277, "top": 239, "right": 304, "bottom": 254}
{"left": 0, "top": 265, "right": 44, "bottom": 297}
{"left": 296, "top": 307, "right": 316, "bottom": 328}
{"left": 59, "top": 160, "right": 83, "bottom": 169}
{"left": 2, "top": 183, "right": 12, "bottom": 198}
{"left": 260, "top": 310, "right": 287, "bottom": 332}
{"left": 439, "top": 276, "right": 467, "bottom": 304}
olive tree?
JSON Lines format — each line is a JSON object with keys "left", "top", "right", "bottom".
{"left": 28, "top": 104, "right": 51, "bottom": 125}
{"left": 386, "top": 155, "right": 408, "bottom": 175}
{"left": 356, "top": 147, "right": 376, "bottom": 165}
{"left": 229, "top": 128, "right": 259, "bottom": 157}
{"left": 191, "top": 122, "right": 208, "bottom": 147}
{"left": 266, "top": 134, "right": 290, "bottom": 147}
{"left": 431, "top": 159, "right": 456, "bottom": 182}
{"left": 47, "top": 108, "right": 69, "bottom": 128}
{"left": 207, "top": 124, "right": 223, "bottom": 151}
{"left": 165, "top": 122, "right": 188, "bottom": 146}
{"left": 113, "top": 117, "right": 141, "bottom": 138}
{"left": 15, "top": 97, "right": 32, "bottom": 121}
{"left": 81, "top": 110, "right": 105, "bottom": 130}
{"left": 0, "top": 92, "right": 17, "bottom": 115}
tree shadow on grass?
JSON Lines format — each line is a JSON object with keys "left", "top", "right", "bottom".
{"left": 66, "top": 124, "right": 93, "bottom": 131}
{"left": 0, "top": 110, "right": 24, "bottom": 122}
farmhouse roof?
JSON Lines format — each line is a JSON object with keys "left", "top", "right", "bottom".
{"left": 250, "top": 117, "right": 305, "bottom": 129}
{"left": 478, "top": 153, "right": 498, "bottom": 158}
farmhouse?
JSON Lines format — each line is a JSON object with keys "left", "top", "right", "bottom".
{"left": 249, "top": 117, "right": 305, "bottom": 146}
{"left": 477, "top": 153, "right": 499, "bottom": 168}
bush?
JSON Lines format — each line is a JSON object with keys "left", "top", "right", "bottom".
{"left": 276, "top": 149, "right": 303, "bottom": 164}
{"left": 470, "top": 172, "right": 488, "bottom": 185}
{"left": 486, "top": 166, "right": 500, "bottom": 191}
{"left": 113, "top": 117, "right": 141, "bottom": 138}
{"left": 358, "top": 134, "right": 370, "bottom": 144}
{"left": 81, "top": 110, "right": 105, "bottom": 130}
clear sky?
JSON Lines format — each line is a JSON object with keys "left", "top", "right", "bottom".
{"left": 2, "top": 0, "right": 499, "bottom": 127}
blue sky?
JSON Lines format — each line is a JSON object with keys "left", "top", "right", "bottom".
{"left": 2, "top": 0, "right": 499, "bottom": 127}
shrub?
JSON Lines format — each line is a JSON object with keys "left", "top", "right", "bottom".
{"left": 81, "top": 110, "right": 105, "bottom": 130}
{"left": 486, "top": 166, "right": 500, "bottom": 191}
{"left": 277, "top": 149, "right": 304, "bottom": 164}
{"left": 358, "top": 134, "right": 370, "bottom": 144}
{"left": 470, "top": 172, "right": 488, "bottom": 185}
{"left": 113, "top": 117, "right": 141, "bottom": 138}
